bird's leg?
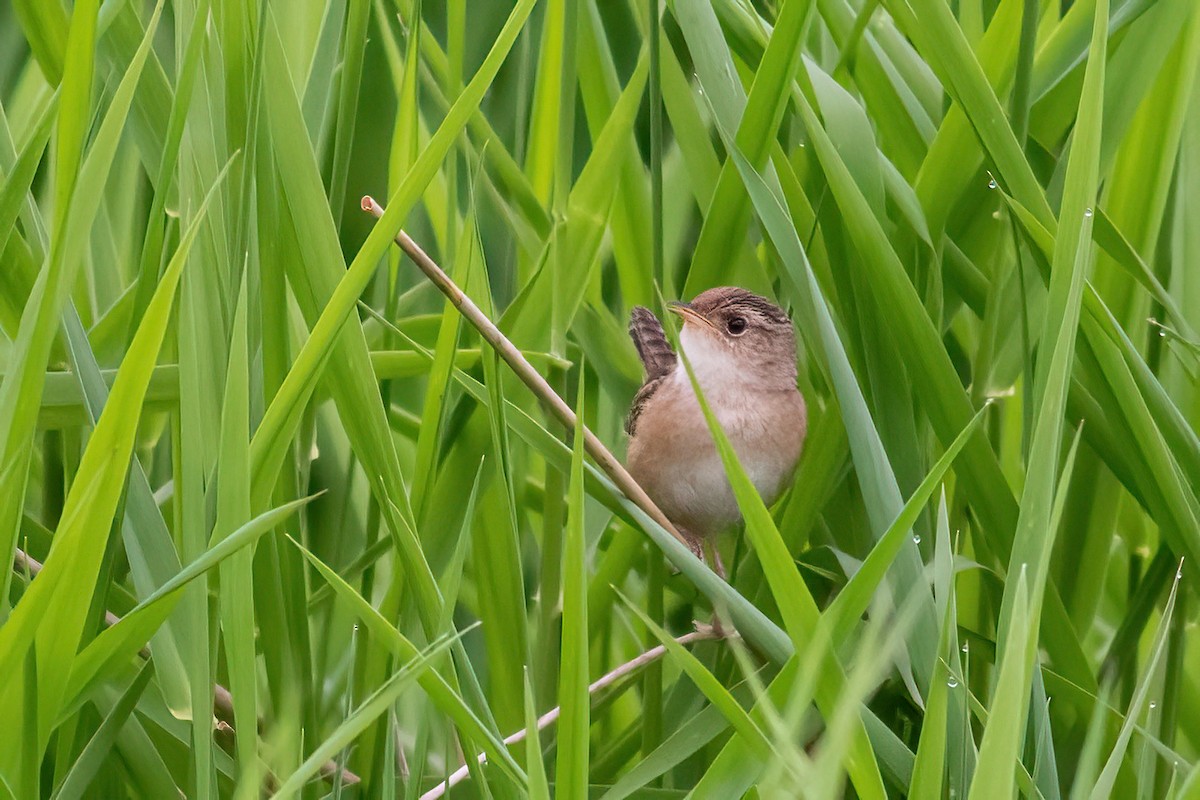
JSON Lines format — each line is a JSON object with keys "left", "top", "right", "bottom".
{"left": 678, "top": 528, "right": 727, "bottom": 581}
{"left": 680, "top": 527, "right": 705, "bottom": 561}
{"left": 702, "top": 538, "right": 727, "bottom": 581}
{"left": 701, "top": 537, "right": 729, "bottom": 636}
{"left": 677, "top": 529, "right": 730, "bottom": 633}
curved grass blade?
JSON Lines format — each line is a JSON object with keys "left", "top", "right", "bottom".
{"left": 51, "top": 660, "right": 154, "bottom": 800}
{"left": 676, "top": 343, "right": 886, "bottom": 798}
{"left": 614, "top": 590, "right": 775, "bottom": 764}
{"left": 289, "top": 538, "right": 527, "bottom": 790}
{"left": 60, "top": 495, "right": 316, "bottom": 718}
{"left": 826, "top": 404, "right": 988, "bottom": 642}
{"left": 1088, "top": 565, "right": 1185, "bottom": 798}
{"left": 269, "top": 628, "right": 468, "bottom": 798}
{"left": 0, "top": 123, "right": 207, "bottom": 773}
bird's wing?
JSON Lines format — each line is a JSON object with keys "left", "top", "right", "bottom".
{"left": 626, "top": 306, "right": 677, "bottom": 436}
{"left": 625, "top": 377, "right": 664, "bottom": 436}
{"left": 628, "top": 306, "right": 676, "bottom": 381}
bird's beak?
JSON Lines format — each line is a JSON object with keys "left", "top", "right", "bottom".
{"left": 667, "top": 301, "right": 715, "bottom": 330}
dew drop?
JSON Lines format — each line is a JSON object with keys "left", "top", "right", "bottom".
{"left": 1178, "top": 567, "right": 1185, "bottom": 580}
{"left": 962, "top": 642, "right": 969, "bottom": 654}
{"left": 1150, "top": 700, "right": 1158, "bottom": 709}
{"left": 988, "top": 178, "right": 997, "bottom": 189}
{"left": 912, "top": 533, "right": 922, "bottom": 544}
{"left": 1159, "top": 330, "right": 1167, "bottom": 337}
{"left": 1084, "top": 208, "right": 1094, "bottom": 218}
{"left": 947, "top": 675, "right": 959, "bottom": 688}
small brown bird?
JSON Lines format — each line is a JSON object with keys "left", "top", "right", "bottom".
{"left": 626, "top": 287, "right": 807, "bottom": 573}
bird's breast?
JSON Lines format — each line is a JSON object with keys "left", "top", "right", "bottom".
{"left": 626, "top": 372, "right": 806, "bottom": 537}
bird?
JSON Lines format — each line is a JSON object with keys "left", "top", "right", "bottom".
{"left": 625, "top": 287, "right": 807, "bottom": 577}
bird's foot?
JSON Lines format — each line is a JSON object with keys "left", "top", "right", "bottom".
{"left": 701, "top": 537, "right": 727, "bottom": 581}
{"left": 681, "top": 528, "right": 705, "bottom": 561}
{"left": 694, "top": 613, "right": 736, "bottom": 639}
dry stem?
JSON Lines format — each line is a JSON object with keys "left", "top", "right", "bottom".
{"left": 418, "top": 627, "right": 725, "bottom": 800}
{"left": 360, "top": 195, "right": 692, "bottom": 553}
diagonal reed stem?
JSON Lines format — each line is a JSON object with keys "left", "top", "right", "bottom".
{"left": 360, "top": 195, "right": 692, "bottom": 553}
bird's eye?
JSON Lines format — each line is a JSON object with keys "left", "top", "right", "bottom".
{"left": 727, "top": 317, "right": 747, "bottom": 335}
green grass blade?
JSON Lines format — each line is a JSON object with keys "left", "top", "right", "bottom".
{"left": 328, "top": 0, "right": 369, "bottom": 225}
{"left": 215, "top": 272, "right": 258, "bottom": 790}
{"left": 682, "top": 0, "right": 813, "bottom": 294}
{"left": 826, "top": 405, "right": 987, "bottom": 641}
{"left": 51, "top": 0, "right": 98, "bottom": 229}
{"left": 967, "top": 567, "right": 1030, "bottom": 800}
{"left": 0, "top": 0, "right": 166, "bottom": 613}
{"left": 251, "top": 0, "right": 537, "bottom": 483}
{"left": 1088, "top": 565, "right": 1184, "bottom": 798}
{"left": 290, "top": 538, "right": 528, "bottom": 789}
{"left": 523, "top": 670, "right": 551, "bottom": 800}
{"left": 61, "top": 496, "right": 317, "bottom": 719}
{"left": 997, "top": 0, "right": 1107, "bottom": 657}
{"left": 51, "top": 661, "right": 154, "bottom": 800}
{"left": 270, "top": 628, "right": 467, "bottom": 798}
{"left": 0, "top": 94, "right": 54, "bottom": 265}
{"left": 0, "top": 133, "right": 204, "bottom": 777}
{"left": 555, "top": 370, "right": 590, "bottom": 799}
{"left": 676, "top": 340, "right": 886, "bottom": 798}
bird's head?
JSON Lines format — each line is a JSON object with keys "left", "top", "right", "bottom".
{"left": 668, "top": 287, "right": 797, "bottom": 388}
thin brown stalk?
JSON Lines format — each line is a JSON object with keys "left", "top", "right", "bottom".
{"left": 418, "top": 627, "right": 726, "bottom": 800}
{"left": 360, "top": 195, "right": 693, "bottom": 554}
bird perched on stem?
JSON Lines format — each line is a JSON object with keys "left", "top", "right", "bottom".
{"left": 626, "top": 287, "right": 807, "bottom": 577}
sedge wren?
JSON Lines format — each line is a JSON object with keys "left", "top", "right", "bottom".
{"left": 625, "top": 287, "right": 807, "bottom": 573}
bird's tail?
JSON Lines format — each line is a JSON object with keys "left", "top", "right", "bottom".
{"left": 628, "top": 306, "right": 677, "bottom": 381}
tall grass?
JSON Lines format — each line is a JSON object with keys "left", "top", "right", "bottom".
{"left": 1, "top": 0, "right": 1199, "bottom": 796}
